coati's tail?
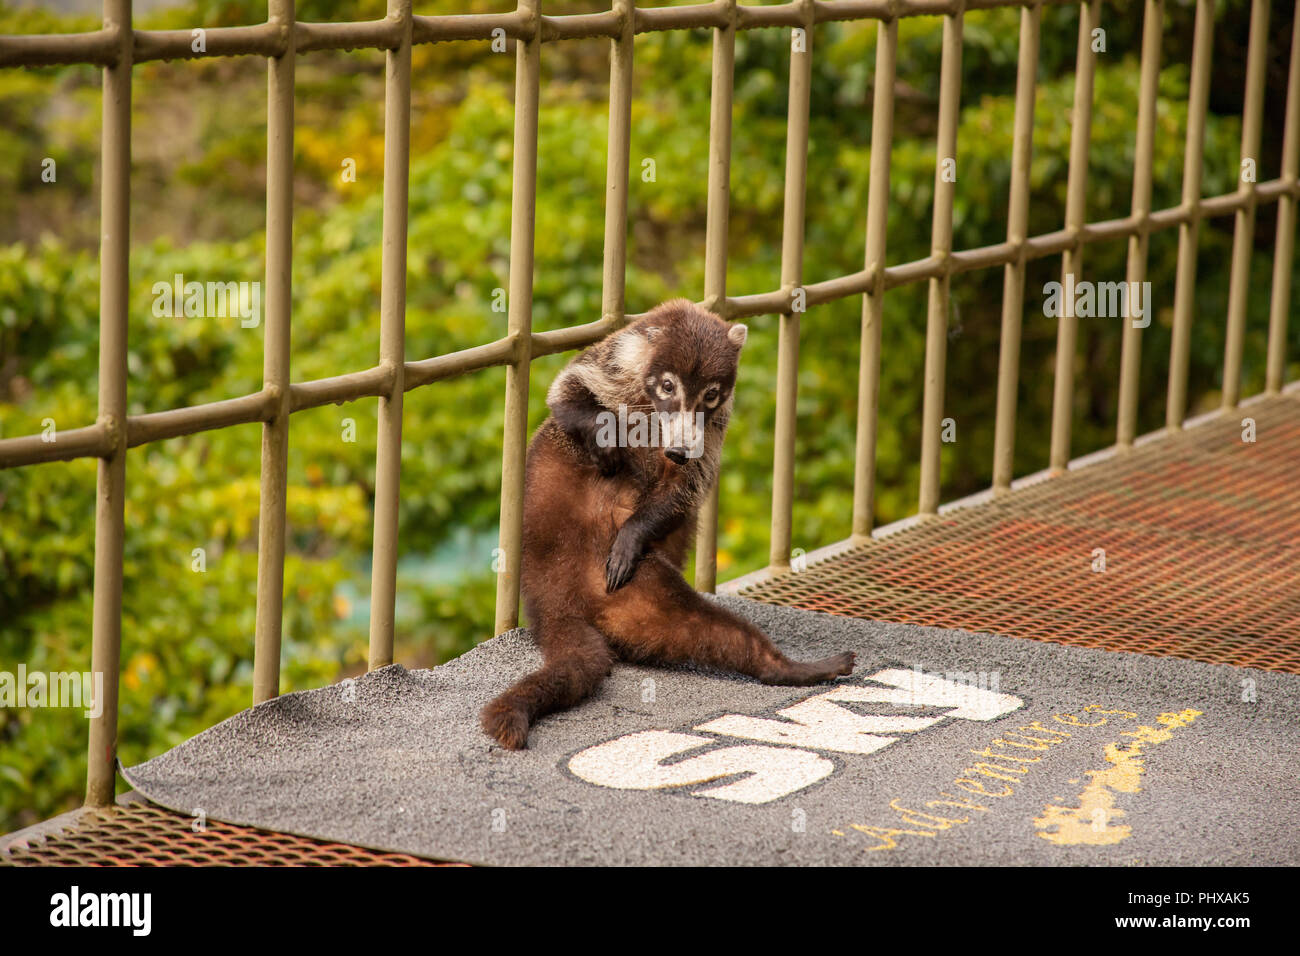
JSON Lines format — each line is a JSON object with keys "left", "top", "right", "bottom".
{"left": 480, "top": 617, "right": 613, "bottom": 750}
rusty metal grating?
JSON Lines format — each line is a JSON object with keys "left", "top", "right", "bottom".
{"left": 742, "top": 394, "right": 1300, "bottom": 674}
{"left": 1, "top": 803, "right": 458, "bottom": 867}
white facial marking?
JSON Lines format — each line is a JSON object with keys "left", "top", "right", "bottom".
{"left": 613, "top": 329, "right": 653, "bottom": 373}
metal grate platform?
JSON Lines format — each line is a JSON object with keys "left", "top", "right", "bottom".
{"left": 741, "top": 394, "right": 1300, "bottom": 674}
{"left": 1, "top": 801, "right": 459, "bottom": 867}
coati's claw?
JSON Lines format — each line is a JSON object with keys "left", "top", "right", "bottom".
{"left": 605, "top": 550, "right": 637, "bottom": 592}
{"left": 480, "top": 698, "right": 530, "bottom": 750}
{"left": 605, "top": 527, "right": 643, "bottom": 591}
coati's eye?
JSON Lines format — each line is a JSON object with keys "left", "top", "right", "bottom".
{"left": 704, "top": 385, "right": 721, "bottom": 406}
{"left": 654, "top": 373, "right": 681, "bottom": 401}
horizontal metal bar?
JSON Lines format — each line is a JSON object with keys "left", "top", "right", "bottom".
{"left": 1083, "top": 212, "right": 1141, "bottom": 244}
{"left": 543, "top": 11, "right": 621, "bottom": 41}
{"left": 950, "top": 240, "right": 1015, "bottom": 274}
{"left": 530, "top": 316, "right": 623, "bottom": 358}
{"left": 1, "top": 172, "right": 1294, "bottom": 471}
{"left": 128, "top": 389, "right": 276, "bottom": 447}
{"left": 634, "top": 2, "right": 729, "bottom": 33}
{"left": 0, "top": 421, "right": 114, "bottom": 468}
{"left": 0, "top": 0, "right": 1088, "bottom": 68}
{"left": 296, "top": 18, "right": 403, "bottom": 54}
{"left": 133, "top": 22, "right": 287, "bottom": 62}
{"left": 811, "top": 1, "right": 945, "bottom": 22}
{"left": 0, "top": 26, "right": 120, "bottom": 67}
{"left": 412, "top": 11, "right": 529, "bottom": 44}
{"left": 290, "top": 363, "right": 393, "bottom": 411}
{"left": 404, "top": 335, "right": 518, "bottom": 389}
{"left": 735, "top": 3, "right": 806, "bottom": 30}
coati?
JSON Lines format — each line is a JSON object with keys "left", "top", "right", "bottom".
{"left": 480, "top": 298, "right": 857, "bottom": 750}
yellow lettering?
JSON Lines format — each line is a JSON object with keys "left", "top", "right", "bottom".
{"left": 849, "top": 823, "right": 935, "bottom": 852}
{"left": 1017, "top": 721, "right": 1072, "bottom": 738}
{"left": 930, "top": 793, "right": 991, "bottom": 814}
{"left": 1054, "top": 712, "right": 1106, "bottom": 727}
{"left": 890, "top": 800, "right": 969, "bottom": 829}
{"left": 964, "top": 761, "right": 1028, "bottom": 782}
{"left": 993, "top": 735, "right": 1054, "bottom": 751}
{"left": 831, "top": 701, "right": 1167, "bottom": 851}
{"left": 955, "top": 778, "right": 1014, "bottom": 797}
{"left": 1035, "top": 707, "right": 1201, "bottom": 846}
{"left": 1084, "top": 705, "right": 1137, "bottom": 718}
{"left": 971, "top": 746, "right": 1042, "bottom": 765}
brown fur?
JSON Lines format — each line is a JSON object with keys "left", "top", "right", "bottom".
{"left": 480, "top": 299, "right": 855, "bottom": 750}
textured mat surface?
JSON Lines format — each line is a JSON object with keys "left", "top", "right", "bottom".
{"left": 123, "top": 597, "right": 1300, "bottom": 866}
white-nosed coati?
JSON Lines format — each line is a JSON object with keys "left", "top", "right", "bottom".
{"left": 480, "top": 298, "right": 856, "bottom": 750}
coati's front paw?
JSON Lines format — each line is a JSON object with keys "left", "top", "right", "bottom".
{"left": 605, "top": 530, "right": 643, "bottom": 592}
{"left": 481, "top": 698, "right": 530, "bottom": 750}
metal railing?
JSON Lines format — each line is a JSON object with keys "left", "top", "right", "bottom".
{"left": 0, "top": 0, "right": 1297, "bottom": 808}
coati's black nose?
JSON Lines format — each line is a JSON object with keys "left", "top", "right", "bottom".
{"left": 665, "top": 446, "right": 689, "bottom": 465}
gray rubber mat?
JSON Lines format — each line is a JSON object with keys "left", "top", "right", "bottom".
{"left": 123, "top": 597, "right": 1300, "bottom": 866}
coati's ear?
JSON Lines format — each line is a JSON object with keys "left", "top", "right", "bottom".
{"left": 727, "top": 323, "right": 748, "bottom": 348}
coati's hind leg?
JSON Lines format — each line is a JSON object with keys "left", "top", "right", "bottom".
{"left": 480, "top": 616, "right": 613, "bottom": 750}
{"left": 596, "top": 554, "right": 854, "bottom": 685}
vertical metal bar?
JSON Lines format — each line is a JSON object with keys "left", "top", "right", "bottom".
{"left": 1167, "top": 0, "right": 1214, "bottom": 429}
{"left": 694, "top": 0, "right": 736, "bottom": 592}
{"left": 1266, "top": 0, "right": 1300, "bottom": 394}
{"left": 86, "top": 0, "right": 131, "bottom": 808}
{"left": 1116, "top": 0, "right": 1163, "bottom": 448}
{"left": 1048, "top": 0, "right": 1099, "bottom": 472}
{"left": 367, "top": 0, "right": 412, "bottom": 670}
{"left": 601, "top": 0, "right": 634, "bottom": 325}
{"left": 253, "top": 0, "right": 295, "bottom": 704}
{"left": 852, "top": 15, "right": 897, "bottom": 538}
{"left": 493, "top": 0, "right": 541, "bottom": 634}
{"left": 1222, "top": 0, "right": 1270, "bottom": 409}
{"left": 917, "top": 8, "right": 963, "bottom": 515}
{"left": 991, "top": 3, "right": 1040, "bottom": 493}
{"left": 769, "top": 1, "right": 813, "bottom": 570}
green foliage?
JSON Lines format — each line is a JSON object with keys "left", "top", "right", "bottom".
{"left": 1, "top": 0, "right": 1297, "bottom": 829}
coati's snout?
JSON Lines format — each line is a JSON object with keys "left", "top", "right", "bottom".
{"left": 656, "top": 405, "right": 701, "bottom": 464}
